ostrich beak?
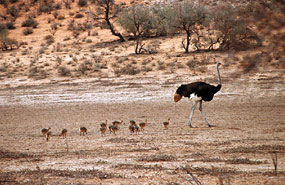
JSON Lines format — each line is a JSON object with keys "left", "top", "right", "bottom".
{"left": 174, "top": 93, "right": 182, "bottom": 103}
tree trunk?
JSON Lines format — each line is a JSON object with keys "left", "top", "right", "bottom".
{"left": 135, "top": 38, "right": 139, "bottom": 54}
{"left": 105, "top": 3, "right": 125, "bottom": 42}
{"left": 185, "top": 31, "right": 191, "bottom": 53}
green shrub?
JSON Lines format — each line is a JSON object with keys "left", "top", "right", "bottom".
{"left": 75, "top": 13, "right": 84, "bottom": 18}
{"left": 21, "top": 17, "right": 38, "bottom": 28}
{"left": 23, "top": 28, "right": 33, "bottom": 35}
{"left": 58, "top": 66, "right": 71, "bottom": 76}
{"left": 78, "top": 0, "right": 87, "bottom": 7}
{"left": 6, "top": 22, "right": 15, "bottom": 29}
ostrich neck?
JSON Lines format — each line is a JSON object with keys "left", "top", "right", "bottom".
{"left": 216, "top": 64, "right": 221, "bottom": 85}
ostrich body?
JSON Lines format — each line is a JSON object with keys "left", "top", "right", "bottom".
{"left": 163, "top": 118, "right": 170, "bottom": 129}
{"left": 59, "top": 129, "right": 67, "bottom": 138}
{"left": 42, "top": 127, "right": 51, "bottom": 135}
{"left": 80, "top": 127, "right": 87, "bottom": 136}
{"left": 46, "top": 131, "right": 52, "bottom": 141}
{"left": 100, "top": 120, "right": 107, "bottom": 128}
{"left": 139, "top": 119, "right": 147, "bottom": 132}
{"left": 174, "top": 62, "right": 222, "bottom": 128}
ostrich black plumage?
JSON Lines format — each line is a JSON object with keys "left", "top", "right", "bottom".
{"left": 174, "top": 62, "right": 222, "bottom": 128}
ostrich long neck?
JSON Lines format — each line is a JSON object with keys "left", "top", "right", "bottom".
{"left": 216, "top": 63, "right": 221, "bottom": 86}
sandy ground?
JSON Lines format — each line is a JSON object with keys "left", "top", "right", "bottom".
{"left": 0, "top": 71, "right": 284, "bottom": 185}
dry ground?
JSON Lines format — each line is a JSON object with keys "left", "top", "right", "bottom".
{"left": 0, "top": 71, "right": 284, "bottom": 185}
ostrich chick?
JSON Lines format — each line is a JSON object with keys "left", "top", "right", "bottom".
{"left": 139, "top": 120, "right": 147, "bottom": 131}
{"left": 41, "top": 127, "right": 51, "bottom": 136}
{"left": 80, "top": 127, "right": 87, "bottom": 136}
{"left": 163, "top": 118, "right": 170, "bottom": 129}
{"left": 59, "top": 129, "right": 67, "bottom": 138}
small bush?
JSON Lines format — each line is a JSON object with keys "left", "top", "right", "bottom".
{"left": 58, "top": 66, "right": 71, "bottom": 76}
{"left": 92, "top": 31, "right": 98, "bottom": 36}
{"left": 0, "top": 24, "right": 7, "bottom": 32}
{"left": 23, "top": 28, "right": 33, "bottom": 35}
{"left": 78, "top": 62, "right": 90, "bottom": 74}
{"left": 6, "top": 5, "right": 18, "bottom": 18}
{"left": 186, "top": 60, "right": 198, "bottom": 69}
{"left": 28, "top": 66, "right": 48, "bottom": 79}
{"left": 0, "top": 65, "right": 7, "bottom": 72}
{"left": 58, "top": 15, "right": 65, "bottom": 20}
{"left": 141, "top": 66, "right": 152, "bottom": 72}
{"left": 44, "top": 35, "right": 54, "bottom": 45}
{"left": 6, "top": 22, "right": 15, "bottom": 29}
{"left": 156, "top": 61, "right": 165, "bottom": 70}
{"left": 138, "top": 154, "right": 176, "bottom": 162}
{"left": 54, "top": 3, "right": 61, "bottom": 9}
{"left": 78, "top": 0, "right": 87, "bottom": 7}
{"left": 38, "top": 4, "right": 52, "bottom": 13}
{"left": 21, "top": 17, "right": 38, "bottom": 28}
{"left": 241, "top": 54, "right": 261, "bottom": 73}
{"left": 74, "top": 13, "right": 84, "bottom": 19}
{"left": 114, "top": 64, "right": 140, "bottom": 75}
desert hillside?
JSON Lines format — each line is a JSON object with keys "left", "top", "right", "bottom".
{"left": 0, "top": 0, "right": 284, "bottom": 88}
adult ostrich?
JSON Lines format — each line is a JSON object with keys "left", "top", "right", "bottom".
{"left": 174, "top": 62, "right": 222, "bottom": 128}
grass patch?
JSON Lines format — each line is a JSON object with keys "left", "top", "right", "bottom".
{"left": 114, "top": 64, "right": 140, "bottom": 75}
{"left": 127, "top": 147, "right": 159, "bottom": 152}
{"left": 107, "top": 138, "right": 140, "bottom": 144}
{"left": 223, "top": 145, "right": 285, "bottom": 154}
{"left": 0, "top": 150, "right": 37, "bottom": 159}
{"left": 196, "top": 157, "right": 266, "bottom": 165}
{"left": 138, "top": 154, "right": 176, "bottom": 162}
{"left": 183, "top": 165, "right": 239, "bottom": 176}
{"left": 0, "top": 168, "right": 120, "bottom": 184}
{"left": 113, "top": 163, "right": 165, "bottom": 170}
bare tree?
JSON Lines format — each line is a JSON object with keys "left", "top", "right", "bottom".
{"left": 89, "top": 0, "right": 125, "bottom": 42}
{"left": 62, "top": 0, "right": 71, "bottom": 9}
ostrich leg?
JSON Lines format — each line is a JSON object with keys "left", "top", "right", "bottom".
{"left": 188, "top": 101, "right": 198, "bottom": 128}
{"left": 199, "top": 101, "right": 215, "bottom": 127}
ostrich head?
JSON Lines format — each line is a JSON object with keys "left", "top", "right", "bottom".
{"left": 174, "top": 93, "right": 182, "bottom": 102}
{"left": 174, "top": 85, "right": 186, "bottom": 102}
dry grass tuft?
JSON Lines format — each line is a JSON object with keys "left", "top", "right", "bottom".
{"left": 223, "top": 145, "right": 285, "bottom": 154}
{"left": 0, "top": 150, "right": 37, "bottom": 159}
{"left": 58, "top": 65, "right": 71, "bottom": 76}
{"left": 138, "top": 154, "right": 176, "bottom": 162}
{"left": 113, "top": 163, "right": 165, "bottom": 170}
{"left": 107, "top": 138, "right": 140, "bottom": 144}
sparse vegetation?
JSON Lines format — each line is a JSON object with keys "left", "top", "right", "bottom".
{"left": 0, "top": 25, "right": 18, "bottom": 51}
{"left": 241, "top": 54, "right": 261, "bottom": 73}
{"left": 118, "top": 4, "right": 152, "bottom": 54}
{"left": 74, "top": 13, "right": 84, "bottom": 19}
{"left": 58, "top": 65, "right": 71, "bottom": 76}
{"left": 21, "top": 17, "right": 38, "bottom": 28}
{"left": 44, "top": 35, "right": 55, "bottom": 45}
{"left": 90, "top": 0, "right": 125, "bottom": 42}
{"left": 77, "top": 0, "right": 87, "bottom": 7}
{"left": 114, "top": 64, "right": 140, "bottom": 76}
{"left": 23, "top": 28, "right": 33, "bottom": 35}
{"left": 138, "top": 154, "right": 176, "bottom": 162}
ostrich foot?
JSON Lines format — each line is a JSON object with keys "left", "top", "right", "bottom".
{"left": 188, "top": 123, "right": 197, "bottom": 128}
